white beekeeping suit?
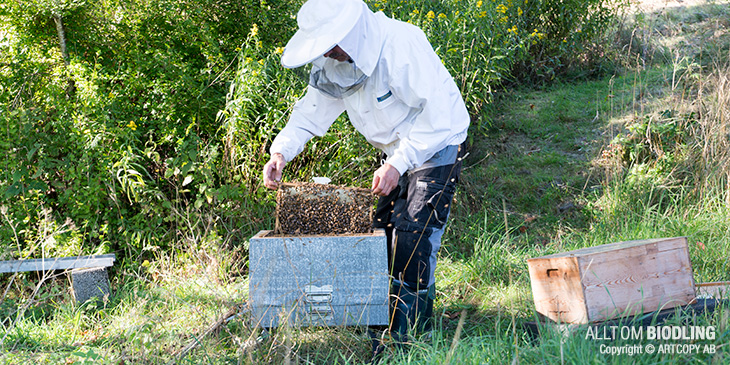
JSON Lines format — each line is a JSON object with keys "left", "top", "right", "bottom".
{"left": 264, "top": 0, "right": 469, "bottom": 354}
{"left": 272, "top": 0, "right": 468, "bottom": 176}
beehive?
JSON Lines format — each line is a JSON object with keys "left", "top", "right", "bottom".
{"left": 248, "top": 229, "right": 389, "bottom": 328}
{"left": 527, "top": 237, "right": 696, "bottom": 324}
{"left": 275, "top": 182, "right": 375, "bottom": 236}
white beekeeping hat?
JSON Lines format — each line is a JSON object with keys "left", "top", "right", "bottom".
{"left": 281, "top": 0, "right": 364, "bottom": 68}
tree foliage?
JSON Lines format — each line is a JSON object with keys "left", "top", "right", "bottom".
{"left": 0, "top": 0, "right": 626, "bottom": 260}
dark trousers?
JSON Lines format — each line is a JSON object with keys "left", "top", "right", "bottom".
{"left": 372, "top": 143, "right": 464, "bottom": 337}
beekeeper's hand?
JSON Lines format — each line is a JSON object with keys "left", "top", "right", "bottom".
{"left": 263, "top": 153, "right": 286, "bottom": 189}
{"left": 372, "top": 163, "right": 400, "bottom": 196}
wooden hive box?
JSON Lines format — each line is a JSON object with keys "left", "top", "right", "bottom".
{"left": 527, "top": 237, "right": 696, "bottom": 324}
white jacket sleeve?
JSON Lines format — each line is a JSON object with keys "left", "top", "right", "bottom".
{"left": 384, "top": 33, "right": 469, "bottom": 175}
{"left": 269, "top": 86, "right": 346, "bottom": 162}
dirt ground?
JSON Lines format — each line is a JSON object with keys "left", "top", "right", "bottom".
{"left": 634, "top": 0, "right": 730, "bottom": 12}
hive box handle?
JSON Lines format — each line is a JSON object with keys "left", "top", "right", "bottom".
{"left": 303, "top": 285, "right": 334, "bottom": 318}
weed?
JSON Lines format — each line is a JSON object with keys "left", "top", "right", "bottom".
{"left": 2, "top": 0, "right": 730, "bottom": 363}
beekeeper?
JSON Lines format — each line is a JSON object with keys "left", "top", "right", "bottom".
{"left": 262, "top": 0, "right": 469, "bottom": 342}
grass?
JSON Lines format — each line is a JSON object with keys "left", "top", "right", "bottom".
{"left": 2, "top": 1, "right": 730, "bottom": 364}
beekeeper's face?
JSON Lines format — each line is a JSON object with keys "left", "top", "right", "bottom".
{"left": 324, "top": 45, "right": 351, "bottom": 62}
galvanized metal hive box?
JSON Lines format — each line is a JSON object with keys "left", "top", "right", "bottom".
{"left": 249, "top": 229, "right": 389, "bottom": 328}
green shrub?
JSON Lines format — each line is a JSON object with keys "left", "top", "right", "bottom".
{"left": 515, "top": 0, "right": 630, "bottom": 82}
{"left": 0, "top": 0, "right": 282, "bottom": 258}
{"left": 218, "top": 24, "right": 378, "bottom": 191}
{"left": 0, "top": 0, "right": 630, "bottom": 262}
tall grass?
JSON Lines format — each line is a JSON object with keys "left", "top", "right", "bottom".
{"left": 689, "top": 58, "right": 730, "bottom": 201}
{"left": 2, "top": 0, "right": 729, "bottom": 364}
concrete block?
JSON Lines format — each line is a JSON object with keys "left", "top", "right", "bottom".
{"left": 71, "top": 267, "right": 111, "bottom": 305}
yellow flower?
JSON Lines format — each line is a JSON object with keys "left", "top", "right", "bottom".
{"left": 478, "top": 11, "right": 487, "bottom": 18}
{"left": 258, "top": 59, "right": 264, "bottom": 65}
{"left": 412, "top": 9, "right": 419, "bottom": 14}
{"left": 499, "top": 16, "right": 508, "bottom": 23}
{"left": 477, "top": 0, "right": 483, "bottom": 7}
{"left": 127, "top": 121, "right": 137, "bottom": 131}
{"left": 426, "top": 10, "right": 435, "bottom": 20}
{"left": 275, "top": 46, "right": 285, "bottom": 54}
{"left": 508, "top": 25, "right": 518, "bottom": 33}
{"left": 517, "top": 6, "right": 523, "bottom": 16}
{"left": 496, "top": 4, "right": 508, "bottom": 13}
{"left": 438, "top": 13, "right": 447, "bottom": 19}
{"left": 245, "top": 57, "right": 253, "bottom": 63}
{"left": 250, "top": 23, "right": 259, "bottom": 37}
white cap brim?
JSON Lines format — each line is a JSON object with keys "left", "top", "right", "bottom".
{"left": 281, "top": 0, "right": 363, "bottom": 68}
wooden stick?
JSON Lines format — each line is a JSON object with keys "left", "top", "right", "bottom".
{"left": 169, "top": 305, "right": 242, "bottom": 363}
{"left": 274, "top": 188, "right": 282, "bottom": 235}
{"left": 279, "top": 182, "right": 373, "bottom": 194}
{"left": 444, "top": 309, "right": 467, "bottom": 365}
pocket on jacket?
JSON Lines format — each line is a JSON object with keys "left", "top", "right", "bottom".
{"left": 374, "top": 89, "right": 396, "bottom": 109}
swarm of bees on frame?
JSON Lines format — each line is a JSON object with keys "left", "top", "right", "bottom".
{"left": 274, "top": 182, "right": 375, "bottom": 236}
